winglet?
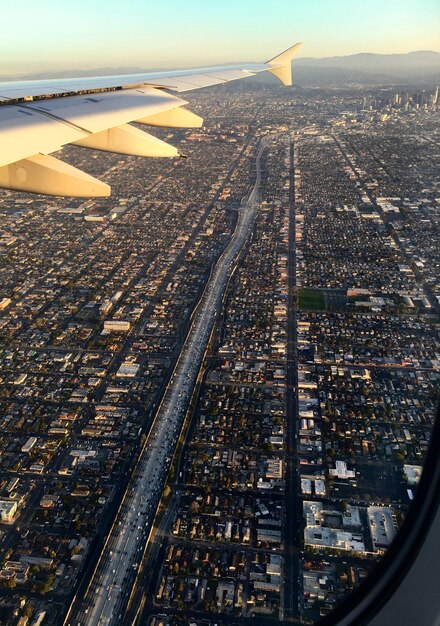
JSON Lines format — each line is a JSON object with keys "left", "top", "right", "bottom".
{"left": 266, "top": 42, "right": 303, "bottom": 86}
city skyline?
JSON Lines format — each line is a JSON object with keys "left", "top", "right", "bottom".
{"left": 2, "top": 0, "right": 440, "bottom": 75}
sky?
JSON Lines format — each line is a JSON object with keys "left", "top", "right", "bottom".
{"left": 2, "top": 0, "right": 440, "bottom": 76}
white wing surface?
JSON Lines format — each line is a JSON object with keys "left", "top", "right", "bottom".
{"left": 0, "top": 42, "right": 302, "bottom": 197}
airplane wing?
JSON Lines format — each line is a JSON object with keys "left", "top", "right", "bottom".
{"left": 0, "top": 42, "right": 302, "bottom": 197}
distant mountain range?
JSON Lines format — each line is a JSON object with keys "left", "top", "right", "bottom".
{"left": 1, "top": 51, "right": 439, "bottom": 86}
{"left": 291, "top": 50, "right": 440, "bottom": 85}
{"left": 297, "top": 50, "right": 440, "bottom": 72}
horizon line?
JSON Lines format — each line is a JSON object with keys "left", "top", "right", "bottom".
{"left": 2, "top": 48, "right": 440, "bottom": 81}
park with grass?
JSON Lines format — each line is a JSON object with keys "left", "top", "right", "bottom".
{"left": 297, "top": 288, "right": 326, "bottom": 310}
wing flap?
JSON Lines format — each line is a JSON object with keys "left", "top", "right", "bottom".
{"left": 0, "top": 154, "right": 110, "bottom": 197}
{"left": 72, "top": 124, "right": 178, "bottom": 157}
{"left": 138, "top": 107, "right": 203, "bottom": 128}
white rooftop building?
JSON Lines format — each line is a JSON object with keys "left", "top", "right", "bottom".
{"left": 403, "top": 464, "right": 423, "bottom": 486}
{"left": 21, "top": 436, "right": 37, "bottom": 453}
{"left": 342, "top": 506, "right": 362, "bottom": 528}
{"left": 329, "top": 460, "right": 356, "bottom": 480}
{"left": 303, "top": 501, "right": 366, "bottom": 553}
{"left": 116, "top": 362, "right": 140, "bottom": 378}
{"left": 304, "top": 526, "right": 365, "bottom": 552}
{"left": 103, "top": 320, "right": 130, "bottom": 332}
{"left": 367, "top": 506, "right": 396, "bottom": 551}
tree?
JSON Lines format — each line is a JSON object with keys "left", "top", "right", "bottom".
{"left": 163, "top": 485, "right": 172, "bottom": 499}
{"left": 2, "top": 578, "right": 16, "bottom": 589}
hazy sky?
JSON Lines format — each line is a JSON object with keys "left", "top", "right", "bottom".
{"left": 2, "top": 0, "right": 440, "bottom": 75}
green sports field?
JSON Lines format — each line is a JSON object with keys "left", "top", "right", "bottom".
{"left": 297, "top": 288, "right": 326, "bottom": 310}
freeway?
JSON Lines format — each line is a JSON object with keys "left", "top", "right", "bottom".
{"left": 66, "top": 138, "right": 267, "bottom": 626}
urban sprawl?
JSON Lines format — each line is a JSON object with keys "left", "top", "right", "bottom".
{"left": 0, "top": 80, "right": 438, "bottom": 626}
